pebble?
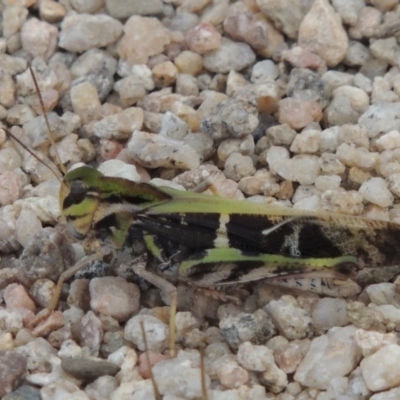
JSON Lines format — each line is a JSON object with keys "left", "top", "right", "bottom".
{"left": 224, "top": 153, "right": 256, "bottom": 182}
{"left": 186, "top": 22, "right": 221, "bottom": 54}
{"left": 270, "top": 154, "right": 321, "bottom": 186}
{"left": 117, "top": 16, "right": 170, "bottom": 64}
{"left": 80, "top": 311, "right": 103, "bottom": 357}
{"left": 224, "top": 11, "right": 269, "bottom": 51}
{"left": 152, "top": 351, "right": 210, "bottom": 398}
{"left": 324, "top": 86, "right": 369, "bottom": 126}
{"left": 355, "top": 329, "right": 397, "bottom": 358}
{"left": 20, "top": 18, "right": 57, "bottom": 59}
{"left": 89, "top": 277, "right": 140, "bottom": 322}
{"left": 152, "top": 61, "right": 178, "bottom": 88}
{"left": 2, "top": 385, "right": 41, "bottom": 400}
{"left": 97, "top": 160, "right": 141, "bottom": 182}
{"left": 201, "top": 97, "right": 259, "bottom": 140}
{"left": 312, "top": 298, "right": 349, "bottom": 333}
{"left": 0, "top": 73, "right": 15, "bottom": 108}
{"left": 18, "top": 228, "right": 75, "bottom": 286}
{"left": 0, "top": 171, "right": 22, "bottom": 206}
{"left": 290, "top": 130, "right": 320, "bottom": 154}
{"left": 203, "top": 38, "right": 256, "bottom": 73}
{"left": 361, "top": 344, "right": 400, "bottom": 391}
{"left": 4, "top": 283, "right": 36, "bottom": 313}
{"left": 358, "top": 177, "right": 394, "bottom": 207}
{"left": 0, "top": 351, "right": 27, "bottom": 398}
{"left": 70, "top": 81, "right": 101, "bottom": 125}
{"left": 127, "top": 130, "right": 201, "bottom": 170}
{"left": 359, "top": 102, "right": 400, "bottom": 138}
{"left": 124, "top": 315, "right": 168, "bottom": 352}
{"left": 61, "top": 358, "right": 120, "bottom": 380}
{"left": 40, "top": 381, "right": 88, "bottom": 400}
{"left": 346, "top": 301, "right": 386, "bottom": 333}
{"left": 294, "top": 326, "right": 361, "bottom": 390}
{"left": 93, "top": 107, "right": 143, "bottom": 140}
{"left": 265, "top": 295, "right": 312, "bottom": 340}
{"left": 59, "top": 13, "right": 123, "bottom": 53}
{"left": 174, "top": 50, "right": 203, "bottom": 75}
{"left": 257, "top": 0, "right": 311, "bottom": 39}
{"left": 84, "top": 375, "right": 118, "bottom": 400}
{"left": 278, "top": 98, "right": 322, "bottom": 130}
{"left": 105, "top": 0, "right": 163, "bottom": 19}
{"left": 299, "top": 0, "right": 348, "bottom": 66}
{"left": 274, "top": 339, "right": 310, "bottom": 375}
{"left": 219, "top": 309, "right": 276, "bottom": 350}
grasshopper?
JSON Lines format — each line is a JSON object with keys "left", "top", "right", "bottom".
{"left": 9, "top": 67, "right": 400, "bottom": 359}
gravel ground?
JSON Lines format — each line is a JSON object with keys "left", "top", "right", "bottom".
{"left": 2, "top": 0, "right": 400, "bottom": 399}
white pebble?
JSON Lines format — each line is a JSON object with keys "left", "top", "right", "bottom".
{"left": 359, "top": 177, "right": 394, "bottom": 207}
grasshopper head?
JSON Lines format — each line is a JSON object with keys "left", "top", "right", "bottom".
{"left": 60, "top": 166, "right": 103, "bottom": 239}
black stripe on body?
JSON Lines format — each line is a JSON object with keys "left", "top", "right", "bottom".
{"left": 136, "top": 213, "right": 221, "bottom": 249}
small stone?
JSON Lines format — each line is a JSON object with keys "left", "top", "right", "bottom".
{"left": 266, "top": 124, "right": 296, "bottom": 146}
{"left": 40, "top": 382, "right": 88, "bottom": 400}
{"left": 278, "top": 98, "right": 322, "bottom": 130}
{"left": 282, "top": 46, "right": 326, "bottom": 72}
{"left": 93, "top": 108, "right": 143, "bottom": 140}
{"left": 361, "top": 344, "right": 400, "bottom": 392}
{"left": 39, "top": 1, "right": 66, "bottom": 23}
{"left": 355, "top": 329, "right": 397, "bottom": 358}
{"left": 294, "top": 326, "right": 361, "bottom": 390}
{"left": 359, "top": 102, "right": 400, "bottom": 138}
{"left": 336, "top": 143, "right": 378, "bottom": 170}
{"left": 270, "top": 154, "right": 321, "bottom": 186}
{"left": 346, "top": 301, "right": 386, "bottom": 332}
{"left": 324, "top": 86, "right": 369, "bottom": 126}
{"left": 6, "top": 105, "right": 36, "bottom": 126}
{"left": 175, "top": 73, "right": 199, "bottom": 96}
{"left": 97, "top": 160, "right": 141, "bottom": 182}
{"left": 4, "top": 283, "right": 36, "bottom": 313}
{"left": 59, "top": 13, "right": 123, "bottom": 53}
{"left": 217, "top": 360, "right": 249, "bottom": 389}
{"left": 152, "top": 351, "right": 210, "bottom": 398}
{"left": 0, "top": 351, "right": 27, "bottom": 398}
{"left": 174, "top": 50, "right": 203, "bottom": 75}
{"left": 359, "top": 177, "right": 394, "bottom": 208}
{"left": 237, "top": 341, "right": 275, "bottom": 372}
{"left": 0, "top": 73, "right": 15, "bottom": 108}
{"left": 152, "top": 61, "right": 178, "bottom": 88}
{"left": 89, "top": 277, "right": 140, "bottom": 322}
{"left": 265, "top": 295, "right": 312, "bottom": 340}
{"left": 274, "top": 339, "right": 310, "bottom": 375}
{"left": 84, "top": 376, "right": 118, "bottom": 400}
{"left": 290, "top": 130, "right": 321, "bottom": 154}
{"left": 251, "top": 60, "right": 279, "bottom": 83}
{"left": 127, "top": 130, "right": 201, "bottom": 170}
{"left": 124, "top": 315, "right": 168, "bottom": 352}
{"left": 61, "top": 358, "right": 120, "bottom": 380}
{"left": 2, "top": 385, "right": 41, "bottom": 400}
{"left": 201, "top": 97, "right": 259, "bottom": 140}
{"left": 70, "top": 82, "right": 101, "bottom": 125}
{"left": 224, "top": 153, "right": 256, "bottom": 182}
{"left": 159, "top": 111, "right": 190, "bottom": 141}
{"left": 314, "top": 175, "right": 341, "bottom": 192}
{"left": 298, "top": 0, "right": 348, "bottom": 67}
{"left": 31, "top": 311, "right": 65, "bottom": 337}
{"left": 105, "top": 0, "right": 163, "bottom": 19}
{"left": 18, "top": 228, "right": 75, "bottom": 286}
{"left": 331, "top": 0, "right": 365, "bottom": 26}
{"left": 21, "top": 18, "right": 57, "bottom": 59}
{"left": 203, "top": 38, "right": 256, "bottom": 74}
{"left": 118, "top": 16, "right": 170, "bottom": 64}
{"left": 344, "top": 40, "right": 371, "bottom": 67}
{"left": 186, "top": 22, "right": 221, "bottom": 54}
{"left": 2, "top": 6, "right": 28, "bottom": 38}
{"left": 257, "top": 0, "right": 312, "bottom": 39}
{"left": 312, "top": 298, "right": 348, "bottom": 333}
{"left": 79, "top": 311, "right": 103, "bottom": 357}
{"left": 219, "top": 309, "right": 276, "bottom": 350}
{"left": 0, "top": 171, "right": 22, "bottom": 206}
{"left": 375, "top": 130, "right": 400, "bottom": 151}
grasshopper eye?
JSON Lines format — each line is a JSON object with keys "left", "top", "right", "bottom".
{"left": 68, "top": 180, "right": 87, "bottom": 205}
